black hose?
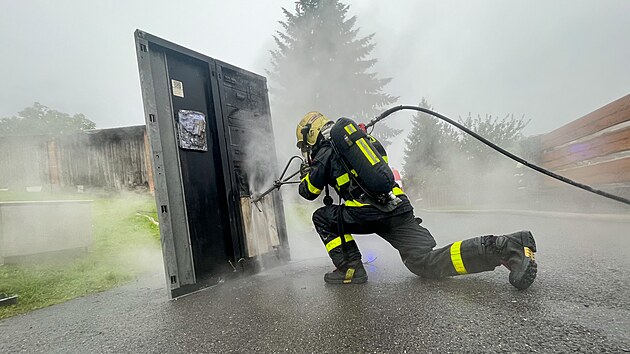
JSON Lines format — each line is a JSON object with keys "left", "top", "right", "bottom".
{"left": 366, "top": 105, "right": 630, "bottom": 206}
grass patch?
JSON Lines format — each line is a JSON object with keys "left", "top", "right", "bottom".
{"left": 0, "top": 192, "right": 161, "bottom": 319}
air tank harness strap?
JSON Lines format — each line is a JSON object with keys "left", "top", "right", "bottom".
{"left": 324, "top": 185, "right": 333, "bottom": 206}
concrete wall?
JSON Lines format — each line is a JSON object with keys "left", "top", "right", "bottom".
{"left": 0, "top": 200, "right": 93, "bottom": 264}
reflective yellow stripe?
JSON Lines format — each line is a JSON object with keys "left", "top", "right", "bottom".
{"left": 356, "top": 138, "right": 380, "bottom": 165}
{"left": 450, "top": 241, "right": 468, "bottom": 275}
{"left": 301, "top": 174, "right": 322, "bottom": 195}
{"left": 350, "top": 169, "right": 358, "bottom": 177}
{"left": 344, "top": 268, "right": 355, "bottom": 283}
{"left": 345, "top": 199, "right": 369, "bottom": 207}
{"left": 383, "top": 155, "right": 388, "bottom": 164}
{"left": 336, "top": 173, "right": 350, "bottom": 186}
{"left": 325, "top": 234, "right": 354, "bottom": 252}
{"left": 344, "top": 124, "right": 357, "bottom": 134}
{"left": 393, "top": 186, "right": 404, "bottom": 196}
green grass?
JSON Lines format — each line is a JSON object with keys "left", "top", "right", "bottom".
{"left": 0, "top": 192, "right": 161, "bottom": 319}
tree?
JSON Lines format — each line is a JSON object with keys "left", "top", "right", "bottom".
{"left": 268, "top": 0, "right": 400, "bottom": 147}
{"left": 402, "top": 98, "right": 458, "bottom": 195}
{"left": 457, "top": 113, "right": 529, "bottom": 164}
{"left": 0, "top": 102, "right": 96, "bottom": 136}
{"left": 402, "top": 99, "right": 530, "bottom": 199}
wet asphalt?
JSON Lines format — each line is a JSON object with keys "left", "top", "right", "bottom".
{"left": 1, "top": 211, "right": 629, "bottom": 353}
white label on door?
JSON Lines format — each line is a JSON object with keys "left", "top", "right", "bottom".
{"left": 171, "top": 79, "right": 184, "bottom": 97}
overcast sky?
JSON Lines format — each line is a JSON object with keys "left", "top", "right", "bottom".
{"left": 1, "top": 0, "right": 629, "bottom": 166}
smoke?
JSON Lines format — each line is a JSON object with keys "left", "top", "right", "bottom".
{"left": 265, "top": 1, "right": 402, "bottom": 167}
{"left": 234, "top": 108, "right": 294, "bottom": 261}
{"left": 115, "top": 244, "right": 163, "bottom": 276}
{"left": 406, "top": 132, "right": 630, "bottom": 216}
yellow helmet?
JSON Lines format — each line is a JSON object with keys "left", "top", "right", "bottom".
{"left": 296, "top": 111, "right": 331, "bottom": 148}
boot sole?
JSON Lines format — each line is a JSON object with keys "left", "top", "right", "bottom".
{"left": 510, "top": 261, "right": 537, "bottom": 290}
{"left": 509, "top": 231, "right": 537, "bottom": 290}
{"left": 523, "top": 230, "right": 537, "bottom": 252}
{"left": 324, "top": 276, "right": 368, "bottom": 285}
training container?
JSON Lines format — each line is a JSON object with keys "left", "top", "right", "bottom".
{"left": 134, "top": 30, "right": 289, "bottom": 298}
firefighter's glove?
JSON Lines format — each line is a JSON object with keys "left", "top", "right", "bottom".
{"left": 299, "top": 163, "right": 311, "bottom": 180}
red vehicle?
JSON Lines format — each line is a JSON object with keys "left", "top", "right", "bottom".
{"left": 391, "top": 167, "right": 403, "bottom": 190}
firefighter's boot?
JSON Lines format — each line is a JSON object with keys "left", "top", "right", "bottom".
{"left": 324, "top": 260, "right": 368, "bottom": 284}
{"left": 492, "top": 231, "right": 537, "bottom": 290}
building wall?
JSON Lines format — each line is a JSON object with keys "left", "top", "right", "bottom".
{"left": 0, "top": 135, "right": 50, "bottom": 188}
{"left": 0, "top": 125, "right": 152, "bottom": 191}
{"left": 540, "top": 94, "right": 630, "bottom": 188}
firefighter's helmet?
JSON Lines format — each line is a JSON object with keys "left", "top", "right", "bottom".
{"left": 296, "top": 111, "right": 331, "bottom": 149}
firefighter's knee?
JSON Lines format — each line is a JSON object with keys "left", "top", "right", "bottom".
{"left": 312, "top": 206, "right": 329, "bottom": 228}
{"left": 312, "top": 206, "right": 324, "bottom": 223}
{"left": 312, "top": 205, "right": 337, "bottom": 236}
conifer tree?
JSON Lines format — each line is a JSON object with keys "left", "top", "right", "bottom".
{"left": 403, "top": 98, "right": 530, "bottom": 199}
{"left": 268, "top": 0, "right": 400, "bottom": 147}
{"left": 402, "top": 98, "right": 457, "bottom": 194}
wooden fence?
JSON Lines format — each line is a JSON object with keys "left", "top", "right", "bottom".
{"left": 541, "top": 94, "right": 630, "bottom": 188}
{"left": 0, "top": 125, "right": 153, "bottom": 192}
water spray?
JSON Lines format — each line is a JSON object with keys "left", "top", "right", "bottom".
{"left": 251, "top": 155, "right": 304, "bottom": 208}
{"left": 253, "top": 105, "right": 630, "bottom": 208}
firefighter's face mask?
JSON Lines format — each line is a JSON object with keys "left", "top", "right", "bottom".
{"left": 299, "top": 124, "right": 312, "bottom": 162}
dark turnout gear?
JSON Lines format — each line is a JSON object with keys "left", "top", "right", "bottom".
{"left": 312, "top": 203, "right": 411, "bottom": 270}
{"left": 297, "top": 113, "right": 538, "bottom": 289}
{"left": 313, "top": 206, "right": 537, "bottom": 287}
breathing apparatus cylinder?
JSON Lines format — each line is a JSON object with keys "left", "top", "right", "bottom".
{"left": 330, "top": 117, "right": 395, "bottom": 198}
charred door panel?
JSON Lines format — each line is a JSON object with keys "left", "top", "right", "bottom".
{"left": 216, "top": 61, "right": 288, "bottom": 258}
{"left": 217, "top": 64, "right": 275, "bottom": 196}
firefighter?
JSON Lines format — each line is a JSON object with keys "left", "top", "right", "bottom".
{"left": 296, "top": 111, "right": 537, "bottom": 289}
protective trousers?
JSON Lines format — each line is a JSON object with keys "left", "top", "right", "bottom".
{"left": 312, "top": 205, "right": 502, "bottom": 277}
